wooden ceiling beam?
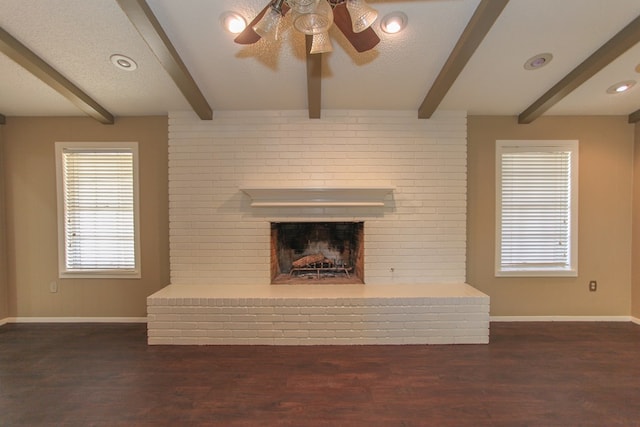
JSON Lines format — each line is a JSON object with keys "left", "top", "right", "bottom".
{"left": 418, "top": 0, "right": 509, "bottom": 119}
{"left": 0, "top": 26, "right": 114, "bottom": 124}
{"left": 629, "top": 108, "right": 640, "bottom": 124}
{"left": 305, "top": 35, "right": 321, "bottom": 119}
{"left": 117, "top": 0, "right": 212, "bottom": 120}
{"left": 519, "top": 14, "right": 640, "bottom": 124}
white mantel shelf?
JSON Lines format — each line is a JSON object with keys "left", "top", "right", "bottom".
{"left": 240, "top": 187, "right": 394, "bottom": 207}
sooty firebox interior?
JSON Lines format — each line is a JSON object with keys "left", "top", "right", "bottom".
{"left": 271, "top": 222, "right": 364, "bottom": 284}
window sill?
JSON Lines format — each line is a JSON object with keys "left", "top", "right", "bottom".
{"left": 59, "top": 270, "right": 141, "bottom": 279}
{"left": 495, "top": 269, "right": 577, "bottom": 278}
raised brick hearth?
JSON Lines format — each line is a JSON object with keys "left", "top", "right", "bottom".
{"left": 147, "top": 284, "right": 489, "bottom": 345}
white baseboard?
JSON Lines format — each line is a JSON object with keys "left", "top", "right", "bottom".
{"left": 490, "top": 315, "right": 632, "bottom": 322}
{"left": 6, "top": 317, "right": 147, "bottom": 323}
{"left": 3, "top": 315, "right": 636, "bottom": 325}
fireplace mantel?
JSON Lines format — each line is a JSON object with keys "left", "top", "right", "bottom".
{"left": 240, "top": 187, "right": 394, "bottom": 207}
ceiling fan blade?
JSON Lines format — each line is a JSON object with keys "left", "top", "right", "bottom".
{"left": 332, "top": 3, "right": 380, "bottom": 53}
{"left": 234, "top": 3, "right": 270, "bottom": 44}
{"left": 234, "top": 2, "right": 290, "bottom": 45}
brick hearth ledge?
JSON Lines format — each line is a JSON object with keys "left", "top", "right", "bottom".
{"left": 147, "top": 283, "right": 489, "bottom": 345}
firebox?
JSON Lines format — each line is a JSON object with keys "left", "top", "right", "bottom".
{"left": 271, "top": 222, "right": 364, "bottom": 284}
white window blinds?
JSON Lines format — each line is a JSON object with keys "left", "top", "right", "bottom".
{"left": 496, "top": 141, "right": 578, "bottom": 277}
{"left": 56, "top": 143, "right": 140, "bottom": 277}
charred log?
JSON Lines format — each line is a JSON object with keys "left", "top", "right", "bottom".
{"left": 292, "top": 253, "right": 326, "bottom": 268}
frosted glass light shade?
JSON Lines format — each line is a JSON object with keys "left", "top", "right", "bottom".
{"left": 293, "top": 0, "right": 333, "bottom": 35}
{"left": 286, "top": 0, "right": 319, "bottom": 14}
{"left": 253, "top": 7, "right": 282, "bottom": 40}
{"left": 346, "top": 0, "right": 378, "bottom": 33}
{"left": 310, "top": 31, "right": 333, "bottom": 54}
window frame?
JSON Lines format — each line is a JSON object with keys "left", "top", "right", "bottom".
{"left": 55, "top": 141, "right": 141, "bottom": 279}
{"left": 495, "top": 140, "right": 578, "bottom": 278}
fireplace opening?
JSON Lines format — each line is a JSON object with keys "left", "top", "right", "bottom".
{"left": 271, "top": 222, "right": 364, "bottom": 285}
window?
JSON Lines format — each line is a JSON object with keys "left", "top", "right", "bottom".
{"left": 495, "top": 140, "right": 578, "bottom": 277}
{"left": 55, "top": 142, "right": 140, "bottom": 278}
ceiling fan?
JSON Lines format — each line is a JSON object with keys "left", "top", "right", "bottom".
{"left": 234, "top": 0, "right": 381, "bottom": 54}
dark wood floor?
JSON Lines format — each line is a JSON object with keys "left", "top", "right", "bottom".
{"left": 1, "top": 322, "right": 639, "bottom": 427}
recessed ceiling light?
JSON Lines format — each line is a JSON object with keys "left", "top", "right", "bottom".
{"left": 220, "top": 11, "right": 247, "bottom": 34}
{"left": 380, "top": 12, "right": 408, "bottom": 34}
{"left": 606, "top": 80, "right": 636, "bottom": 94}
{"left": 110, "top": 54, "right": 137, "bottom": 71}
{"left": 524, "top": 53, "right": 553, "bottom": 70}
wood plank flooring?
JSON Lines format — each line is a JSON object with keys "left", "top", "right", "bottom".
{"left": 1, "top": 322, "right": 639, "bottom": 426}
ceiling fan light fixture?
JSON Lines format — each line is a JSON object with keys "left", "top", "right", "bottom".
{"left": 310, "top": 31, "right": 333, "bottom": 54}
{"left": 220, "top": 12, "right": 247, "bottom": 34}
{"left": 253, "top": 2, "right": 285, "bottom": 40}
{"left": 293, "top": 0, "right": 333, "bottom": 35}
{"left": 607, "top": 80, "right": 636, "bottom": 94}
{"left": 236, "top": 0, "right": 380, "bottom": 53}
{"left": 380, "top": 12, "right": 407, "bottom": 34}
{"left": 345, "top": 0, "right": 378, "bottom": 33}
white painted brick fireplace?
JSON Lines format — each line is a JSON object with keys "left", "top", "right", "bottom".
{"left": 147, "top": 110, "right": 489, "bottom": 345}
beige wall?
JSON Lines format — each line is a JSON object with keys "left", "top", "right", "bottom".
{"left": 633, "top": 123, "right": 640, "bottom": 319}
{"left": 0, "top": 125, "right": 8, "bottom": 320}
{"left": 2, "top": 116, "right": 169, "bottom": 318}
{"left": 3, "top": 114, "right": 636, "bottom": 320}
{"left": 468, "top": 116, "right": 634, "bottom": 317}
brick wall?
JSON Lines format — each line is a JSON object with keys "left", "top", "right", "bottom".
{"left": 168, "top": 110, "right": 467, "bottom": 285}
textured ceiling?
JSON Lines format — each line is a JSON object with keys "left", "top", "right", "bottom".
{"left": 0, "top": 0, "right": 639, "bottom": 121}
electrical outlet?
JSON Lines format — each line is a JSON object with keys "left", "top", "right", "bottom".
{"left": 49, "top": 281, "right": 58, "bottom": 293}
{"left": 589, "top": 280, "right": 597, "bottom": 292}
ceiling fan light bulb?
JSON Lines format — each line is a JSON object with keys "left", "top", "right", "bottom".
{"left": 253, "top": 6, "right": 282, "bottom": 40}
{"left": 346, "top": 0, "right": 378, "bottom": 33}
{"left": 310, "top": 31, "right": 333, "bottom": 54}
